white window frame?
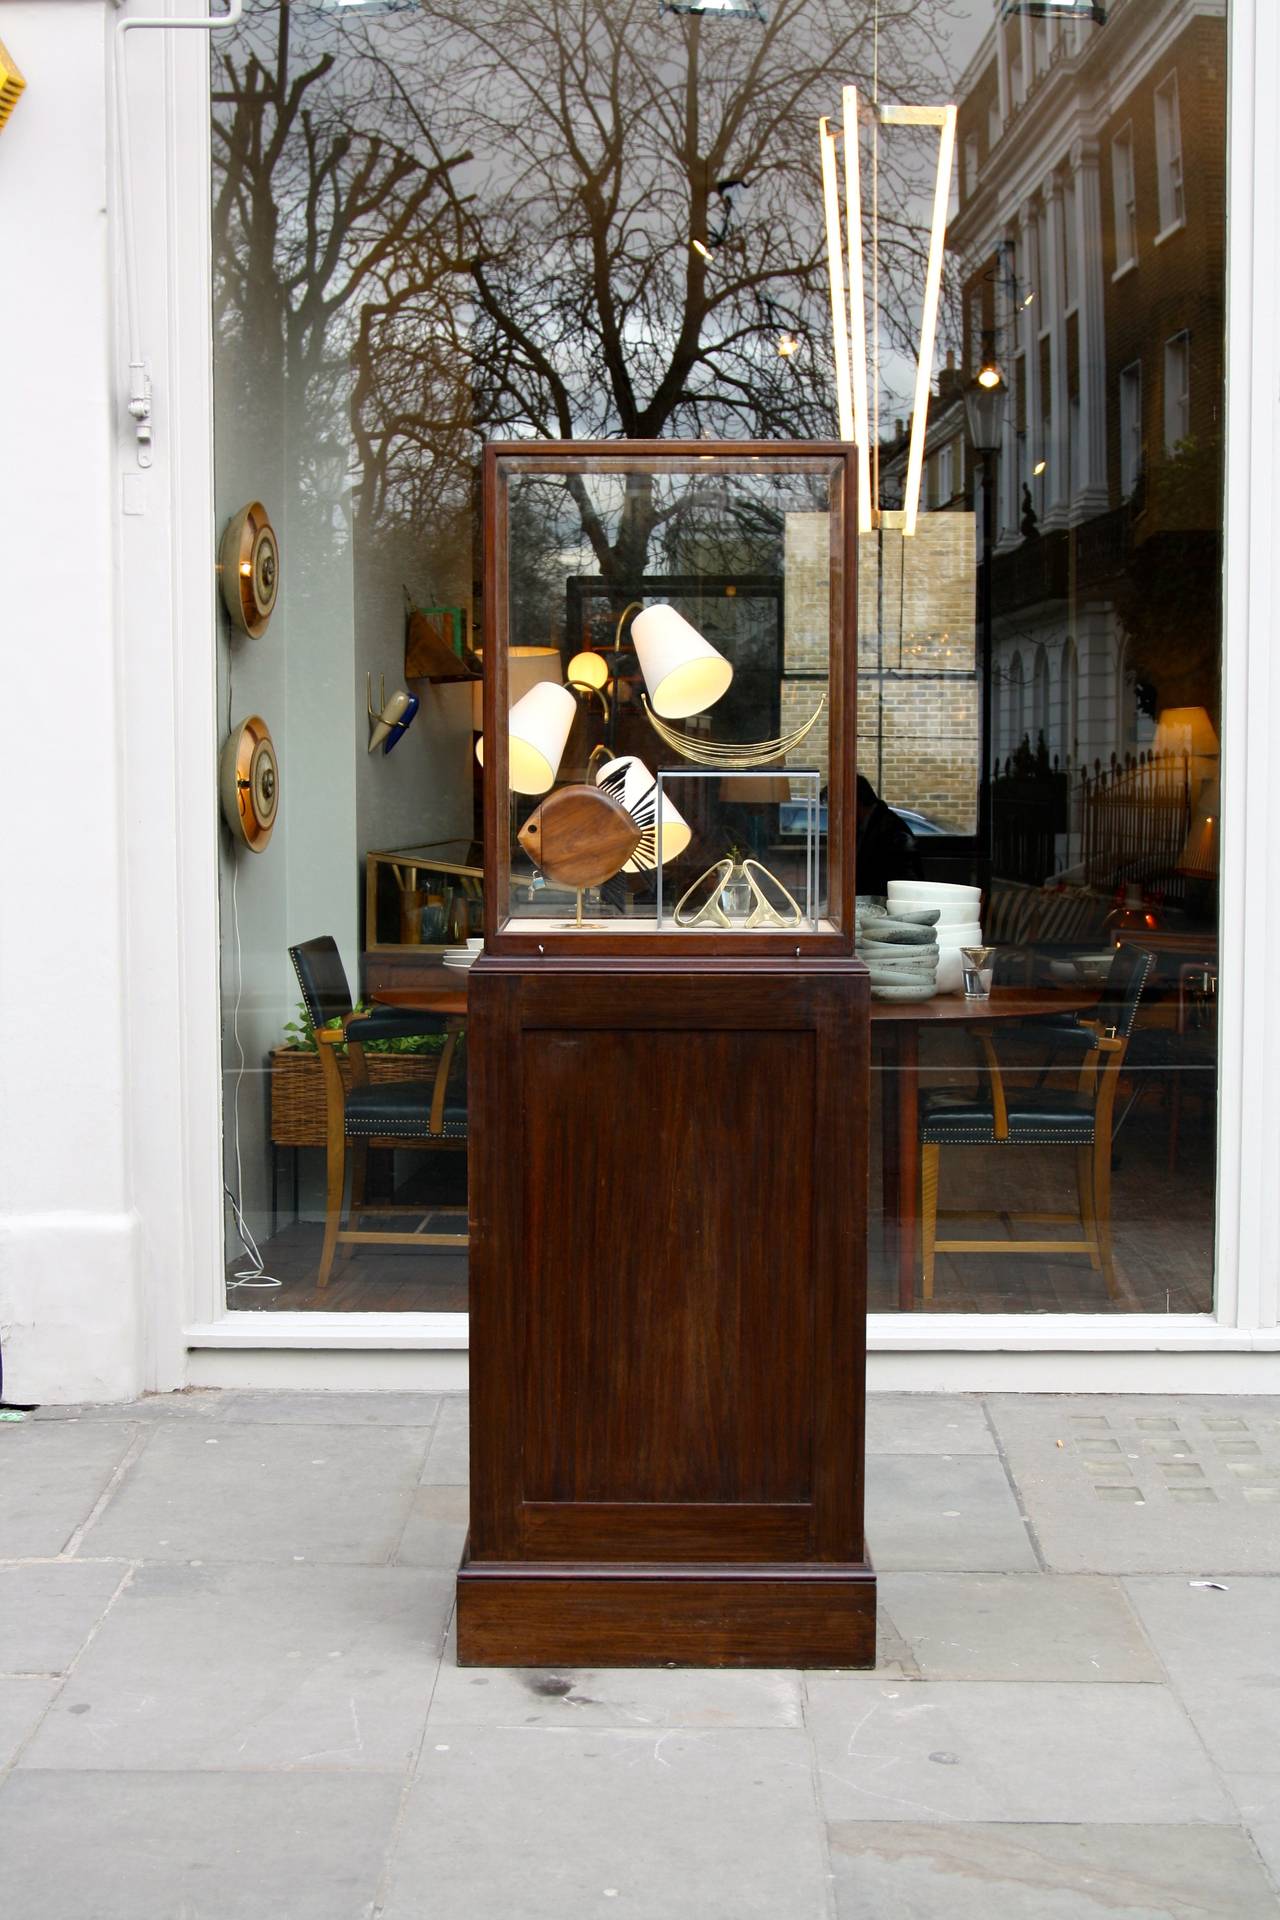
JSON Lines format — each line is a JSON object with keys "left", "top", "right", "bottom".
{"left": 1164, "top": 330, "right": 1191, "bottom": 452}
{"left": 1154, "top": 70, "right": 1186, "bottom": 242}
{"left": 113, "top": 0, "right": 1280, "bottom": 1391}
{"left": 1119, "top": 360, "right": 1143, "bottom": 498}
{"left": 1111, "top": 122, "right": 1138, "bottom": 276}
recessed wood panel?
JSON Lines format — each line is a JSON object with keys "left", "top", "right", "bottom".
{"left": 521, "top": 1027, "right": 815, "bottom": 1506}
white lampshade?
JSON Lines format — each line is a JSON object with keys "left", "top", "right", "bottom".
{"left": 476, "top": 680, "right": 576, "bottom": 796}
{"left": 471, "top": 646, "right": 562, "bottom": 731}
{"left": 567, "top": 650, "right": 609, "bottom": 691}
{"left": 593, "top": 754, "right": 692, "bottom": 869}
{"left": 631, "top": 604, "right": 733, "bottom": 720}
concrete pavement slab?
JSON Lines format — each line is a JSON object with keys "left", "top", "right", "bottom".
{"left": 875, "top": 1572, "right": 1162, "bottom": 1682}
{"left": 79, "top": 1422, "right": 431, "bottom": 1564}
{"left": 32, "top": 1392, "right": 222, "bottom": 1423}
{"left": 426, "top": 1625, "right": 804, "bottom": 1730}
{"left": 826, "top": 1820, "right": 1280, "bottom": 1918}
{"left": 380, "top": 1728, "right": 829, "bottom": 1919}
{"left": 986, "top": 1397, "right": 1280, "bottom": 1573}
{"left": 805, "top": 1678, "right": 1233, "bottom": 1825}
{"left": 0, "top": 1770, "right": 403, "bottom": 1920}
{"left": 394, "top": 1483, "right": 469, "bottom": 1568}
{"left": 21, "top": 1562, "right": 451, "bottom": 1772}
{"left": 0, "top": 1679, "right": 59, "bottom": 1766}
{"left": 866, "top": 1394, "right": 996, "bottom": 1456}
{"left": 0, "top": 1422, "right": 141, "bottom": 1558}
{"left": 0, "top": 1562, "right": 125, "bottom": 1674}
{"left": 419, "top": 1408, "right": 469, "bottom": 1485}
{"left": 865, "top": 1454, "right": 1039, "bottom": 1571}
{"left": 217, "top": 1390, "right": 442, "bottom": 1427}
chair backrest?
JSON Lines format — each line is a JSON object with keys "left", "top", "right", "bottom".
{"left": 1100, "top": 943, "right": 1158, "bottom": 1039}
{"left": 289, "top": 936, "right": 353, "bottom": 1033}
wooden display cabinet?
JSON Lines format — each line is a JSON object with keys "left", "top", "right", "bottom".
{"left": 457, "top": 441, "right": 873, "bottom": 1667}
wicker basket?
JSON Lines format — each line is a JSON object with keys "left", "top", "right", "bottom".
{"left": 269, "top": 1046, "right": 440, "bottom": 1148}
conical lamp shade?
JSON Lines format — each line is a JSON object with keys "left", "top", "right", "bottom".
{"left": 593, "top": 754, "right": 692, "bottom": 870}
{"left": 631, "top": 604, "right": 733, "bottom": 719}
{"left": 476, "top": 680, "right": 575, "bottom": 796}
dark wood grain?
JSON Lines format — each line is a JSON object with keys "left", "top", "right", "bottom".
{"left": 517, "top": 785, "right": 641, "bottom": 888}
{"left": 456, "top": 1559, "right": 877, "bottom": 1669}
{"left": 460, "top": 951, "right": 873, "bottom": 1666}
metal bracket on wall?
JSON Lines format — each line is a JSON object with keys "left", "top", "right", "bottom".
{"left": 112, "top": 1, "right": 244, "bottom": 469}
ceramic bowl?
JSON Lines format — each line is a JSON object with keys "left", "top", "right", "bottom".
{"left": 935, "top": 923, "right": 984, "bottom": 946}
{"left": 908, "top": 904, "right": 984, "bottom": 928}
{"left": 888, "top": 880, "right": 981, "bottom": 904}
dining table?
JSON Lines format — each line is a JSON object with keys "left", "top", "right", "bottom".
{"left": 373, "top": 972, "right": 1097, "bottom": 1311}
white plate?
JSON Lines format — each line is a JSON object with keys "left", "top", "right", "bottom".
{"left": 889, "top": 880, "right": 981, "bottom": 902}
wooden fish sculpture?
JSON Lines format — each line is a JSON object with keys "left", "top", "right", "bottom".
{"left": 517, "top": 784, "right": 642, "bottom": 888}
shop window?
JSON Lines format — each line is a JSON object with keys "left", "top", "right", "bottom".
{"left": 208, "top": 0, "right": 1225, "bottom": 1322}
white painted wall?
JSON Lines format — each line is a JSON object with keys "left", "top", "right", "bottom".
{"left": 0, "top": 3, "right": 143, "bottom": 1402}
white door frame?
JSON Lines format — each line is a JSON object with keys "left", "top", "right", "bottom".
{"left": 119, "top": 0, "right": 1279, "bottom": 1392}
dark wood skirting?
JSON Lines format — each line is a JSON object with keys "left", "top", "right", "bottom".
{"left": 456, "top": 1554, "right": 877, "bottom": 1669}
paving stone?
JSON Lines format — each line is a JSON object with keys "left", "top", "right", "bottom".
{"left": 1123, "top": 1575, "right": 1280, "bottom": 1846}
{"left": 0, "top": 1562, "right": 125, "bottom": 1674}
{"left": 33, "top": 1392, "right": 223, "bottom": 1423}
{"left": 0, "top": 1771, "right": 402, "bottom": 1920}
{"left": 986, "top": 1396, "right": 1280, "bottom": 1573}
{"left": 395, "top": 1484, "right": 469, "bottom": 1567}
{"left": 865, "top": 1454, "right": 1039, "bottom": 1571}
{"left": 217, "top": 1390, "right": 442, "bottom": 1427}
{"left": 0, "top": 1423, "right": 141, "bottom": 1558}
{"left": 875, "top": 1573, "right": 1162, "bottom": 1682}
{"left": 380, "top": 1728, "right": 828, "bottom": 1919}
{"left": 0, "top": 1679, "right": 58, "bottom": 1766}
{"left": 866, "top": 1394, "right": 996, "bottom": 1456}
{"left": 805, "top": 1678, "right": 1232, "bottom": 1824}
{"left": 80, "top": 1423, "right": 430, "bottom": 1564}
{"left": 419, "top": 1405, "right": 469, "bottom": 1485}
{"left": 21, "top": 1562, "right": 450, "bottom": 1772}
{"left": 827, "top": 1820, "right": 1280, "bottom": 1918}
{"left": 427, "top": 1624, "right": 804, "bottom": 1730}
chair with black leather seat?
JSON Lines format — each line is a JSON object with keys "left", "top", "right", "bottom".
{"left": 919, "top": 944, "right": 1157, "bottom": 1304}
{"left": 289, "top": 936, "right": 467, "bottom": 1289}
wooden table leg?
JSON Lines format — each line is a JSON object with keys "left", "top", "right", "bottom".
{"left": 896, "top": 1023, "right": 920, "bottom": 1312}
{"left": 878, "top": 1028, "right": 901, "bottom": 1284}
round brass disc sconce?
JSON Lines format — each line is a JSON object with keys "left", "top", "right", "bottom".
{"left": 219, "top": 500, "right": 280, "bottom": 638}
{"left": 219, "top": 714, "right": 280, "bottom": 853}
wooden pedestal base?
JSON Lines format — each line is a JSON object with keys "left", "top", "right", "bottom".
{"left": 461, "top": 954, "right": 873, "bottom": 1669}
{"left": 457, "top": 1555, "right": 877, "bottom": 1669}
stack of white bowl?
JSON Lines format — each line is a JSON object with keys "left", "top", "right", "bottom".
{"left": 887, "top": 881, "right": 983, "bottom": 994}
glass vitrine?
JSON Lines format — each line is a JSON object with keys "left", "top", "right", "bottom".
{"left": 480, "top": 441, "right": 856, "bottom": 954}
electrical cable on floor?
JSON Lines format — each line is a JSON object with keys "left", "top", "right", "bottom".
{"left": 224, "top": 790, "right": 280, "bottom": 1291}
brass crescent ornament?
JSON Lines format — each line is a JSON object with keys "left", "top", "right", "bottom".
{"left": 218, "top": 501, "right": 280, "bottom": 638}
{"left": 219, "top": 715, "right": 279, "bottom": 853}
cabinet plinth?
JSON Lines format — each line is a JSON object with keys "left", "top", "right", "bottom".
{"left": 457, "top": 953, "right": 874, "bottom": 1668}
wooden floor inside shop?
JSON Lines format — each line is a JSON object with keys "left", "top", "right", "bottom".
{"left": 230, "top": 1035, "right": 1216, "bottom": 1317}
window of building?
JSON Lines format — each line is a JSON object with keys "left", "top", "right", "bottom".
{"left": 1154, "top": 72, "right": 1185, "bottom": 237}
{"left": 1164, "top": 332, "right": 1191, "bottom": 451}
{"left": 1119, "top": 361, "right": 1143, "bottom": 496}
{"left": 206, "top": 0, "right": 1226, "bottom": 1325}
{"left": 963, "top": 132, "right": 979, "bottom": 201}
{"left": 1112, "top": 124, "right": 1137, "bottom": 272}
{"left": 1010, "top": 49, "right": 1025, "bottom": 111}
{"left": 1062, "top": 175, "right": 1079, "bottom": 308}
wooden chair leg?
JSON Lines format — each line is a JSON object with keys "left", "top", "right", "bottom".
{"left": 349, "top": 1142, "right": 369, "bottom": 1220}
{"left": 1092, "top": 1133, "right": 1119, "bottom": 1301}
{"left": 921, "top": 1144, "right": 940, "bottom": 1305}
{"left": 318, "top": 1127, "right": 347, "bottom": 1290}
{"left": 1077, "top": 1146, "right": 1102, "bottom": 1272}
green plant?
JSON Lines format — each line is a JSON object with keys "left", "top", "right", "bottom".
{"left": 282, "top": 1000, "right": 445, "bottom": 1056}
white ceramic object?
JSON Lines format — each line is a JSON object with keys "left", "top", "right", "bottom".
{"left": 889, "top": 902, "right": 982, "bottom": 928}
{"left": 888, "top": 880, "right": 980, "bottom": 904}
